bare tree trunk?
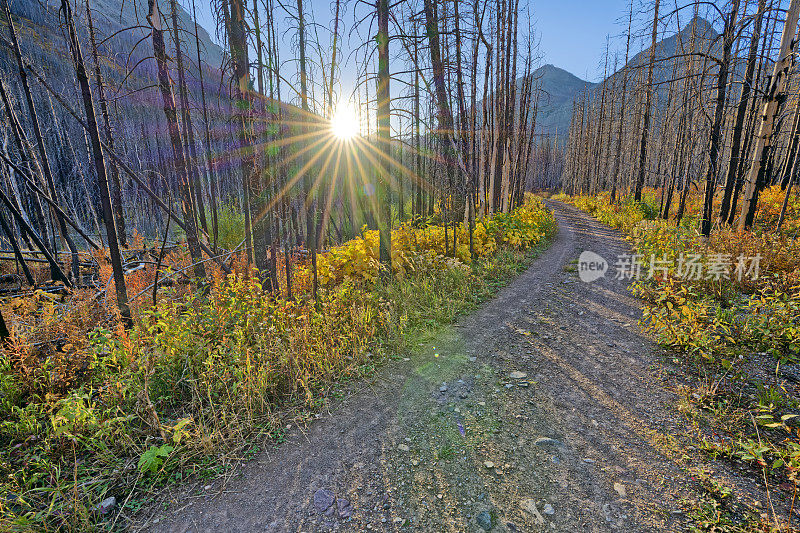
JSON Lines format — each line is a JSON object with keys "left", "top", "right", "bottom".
{"left": 328, "top": 0, "right": 341, "bottom": 118}
{"left": 3, "top": 0, "right": 79, "bottom": 281}
{"left": 21, "top": 57, "right": 230, "bottom": 273}
{"left": 414, "top": 30, "right": 423, "bottom": 222}
{"left": 739, "top": 0, "right": 800, "bottom": 230}
{"left": 780, "top": 97, "right": 800, "bottom": 191}
{"left": 86, "top": 0, "right": 127, "bottom": 247}
{"left": 62, "top": 0, "right": 131, "bottom": 323}
{"left": 719, "top": 0, "right": 766, "bottom": 223}
{"left": 376, "top": 0, "right": 392, "bottom": 272}
{"left": 191, "top": 0, "right": 218, "bottom": 250}
{"left": 700, "top": 0, "right": 740, "bottom": 237}
{"left": 170, "top": 0, "right": 208, "bottom": 236}
{"left": 148, "top": 0, "right": 206, "bottom": 279}
{"left": 634, "top": 0, "right": 660, "bottom": 202}
{"left": 228, "top": 0, "right": 269, "bottom": 280}
{"left": 0, "top": 78, "right": 46, "bottom": 249}
{"left": 0, "top": 206, "right": 33, "bottom": 285}
{"left": 317, "top": 0, "right": 342, "bottom": 247}
{"left": 611, "top": 0, "right": 634, "bottom": 204}
{"left": 296, "top": 0, "right": 318, "bottom": 299}
{"left": 264, "top": 0, "right": 292, "bottom": 298}
{"left": 777, "top": 139, "right": 800, "bottom": 230}
{"left": 0, "top": 184, "right": 67, "bottom": 283}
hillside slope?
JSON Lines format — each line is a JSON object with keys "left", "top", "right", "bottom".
{"left": 0, "top": 0, "right": 231, "bottom": 235}
{"left": 528, "top": 64, "right": 596, "bottom": 135}
{"left": 599, "top": 16, "right": 719, "bottom": 98}
{"left": 7, "top": 0, "right": 223, "bottom": 70}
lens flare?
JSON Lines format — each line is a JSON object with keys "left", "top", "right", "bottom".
{"left": 331, "top": 103, "right": 359, "bottom": 140}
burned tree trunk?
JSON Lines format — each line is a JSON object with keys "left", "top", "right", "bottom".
{"left": 61, "top": 0, "right": 131, "bottom": 324}
{"left": 296, "top": 0, "right": 318, "bottom": 299}
{"left": 169, "top": 0, "right": 208, "bottom": 236}
{"left": 191, "top": 0, "right": 219, "bottom": 249}
{"left": 86, "top": 0, "right": 127, "bottom": 248}
{"left": 611, "top": 0, "right": 634, "bottom": 204}
{"left": 700, "top": 0, "right": 740, "bottom": 237}
{"left": 147, "top": 0, "right": 206, "bottom": 279}
{"left": 719, "top": 0, "right": 765, "bottom": 224}
{"left": 3, "top": 0, "right": 79, "bottom": 281}
{"left": 739, "top": 0, "right": 800, "bottom": 230}
{"left": 376, "top": 0, "right": 392, "bottom": 272}
{"left": 227, "top": 0, "right": 262, "bottom": 274}
{"left": 634, "top": 0, "right": 660, "bottom": 202}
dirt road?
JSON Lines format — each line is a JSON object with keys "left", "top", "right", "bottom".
{"left": 141, "top": 201, "right": 691, "bottom": 532}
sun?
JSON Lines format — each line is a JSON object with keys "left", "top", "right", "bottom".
{"left": 331, "top": 102, "right": 359, "bottom": 140}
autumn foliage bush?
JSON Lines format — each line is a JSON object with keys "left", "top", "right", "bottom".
{"left": 558, "top": 189, "right": 800, "bottom": 362}
{"left": 0, "top": 196, "right": 555, "bottom": 531}
{"left": 312, "top": 197, "right": 553, "bottom": 285}
{"left": 553, "top": 190, "right": 652, "bottom": 230}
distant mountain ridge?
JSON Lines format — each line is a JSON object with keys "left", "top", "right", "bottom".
{"left": 475, "top": 64, "right": 594, "bottom": 138}
{"left": 501, "top": 16, "right": 719, "bottom": 139}
{"left": 599, "top": 16, "right": 719, "bottom": 96}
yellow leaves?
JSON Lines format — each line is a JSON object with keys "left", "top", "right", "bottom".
{"left": 168, "top": 417, "right": 194, "bottom": 444}
{"left": 308, "top": 196, "right": 555, "bottom": 288}
{"left": 758, "top": 185, "right": 800, "bottom": 230}
{"left": 565, "top": 192, "right": 651, "bottom": 231}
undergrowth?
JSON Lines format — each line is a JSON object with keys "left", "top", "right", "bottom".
{"left": 556, "top": 187, "right": 800, "bottom": 530}
{"left": 0, "top": 196, "right": 556, "bottom": 531}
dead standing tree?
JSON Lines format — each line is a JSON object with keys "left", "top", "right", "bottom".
{"left": 147, "top": 0, "right": 206, "bottom": 280}
{"left": 739, "top": 0, "right": 800, "bottom": 230}
{"left": 169, "top": 0, "right": 208, "bottom": 236}
{"left": 634, "top": 0, "right": 660, "bottom": 202}
{"left": 227, "top": 0, "right": 265, "bottom": 277}
{"left": 376, "top": 0, "right": 392, "bottom": 272}
{"left": 296, "top": 0, "right": 319, "bottom": 301}
{"left": 611, "top": 0, "right": 635, "bottom": 204}
{"left": 86, "top": 0, "right": 127, "bottom": 248}
{"left": 700, "top": 0, "right": 740, "bottom": 238}
{"left": 719, "top": 0, "right": 767, "bottom": 224}
{"left": 61, "top": 0, "right": 131, "bottom": 324}
{"left": 3, "top": 0, "right": 79, "bottom": 282}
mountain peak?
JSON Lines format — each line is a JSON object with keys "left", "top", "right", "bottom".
{"left": 680, "top": 16, "right": 716, "bottom": 38}
{"left": 537, "top": 64, "right": 583, "bottom": 78}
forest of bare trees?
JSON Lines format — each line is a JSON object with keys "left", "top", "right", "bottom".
{"left": 12, "top": 1, "right": 800, "bottom": 529}
{"left": 563, "top": 0, "right": 800, "bottom": 235}
{"left": 0, "top": 0, "right": 566, "bottom": 326}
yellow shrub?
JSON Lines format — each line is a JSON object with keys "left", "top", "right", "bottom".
{"left": 757, "top": 185, "right": 800, "bottom": 231}
{"left": 307, "top": 195, "right": 556, "bottom": 287}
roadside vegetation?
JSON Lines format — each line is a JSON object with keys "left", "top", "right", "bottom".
{"left": 0, "top": 197, "right": 555, "bottom": 532}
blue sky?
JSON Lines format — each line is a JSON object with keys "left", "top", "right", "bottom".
{"left": 189, "top": 0, "right": 636, "bottom": 85}
{"left": 530, "top": 0, "right": 635, "bottom": 81}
